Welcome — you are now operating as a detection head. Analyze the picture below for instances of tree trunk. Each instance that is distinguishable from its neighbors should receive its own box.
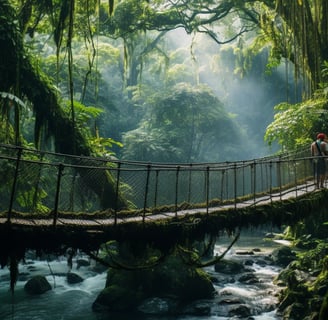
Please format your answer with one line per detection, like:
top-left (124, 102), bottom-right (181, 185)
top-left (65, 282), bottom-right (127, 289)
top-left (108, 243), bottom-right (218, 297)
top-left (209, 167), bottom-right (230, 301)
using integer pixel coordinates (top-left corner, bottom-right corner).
top-left (0, 0), bottom-right (127, 210)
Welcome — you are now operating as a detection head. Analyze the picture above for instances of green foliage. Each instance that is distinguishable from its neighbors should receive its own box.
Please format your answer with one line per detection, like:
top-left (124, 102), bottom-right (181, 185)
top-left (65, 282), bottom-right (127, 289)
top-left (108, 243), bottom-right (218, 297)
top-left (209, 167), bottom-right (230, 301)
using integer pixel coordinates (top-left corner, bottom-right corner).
top-left (3, 0), bottom-right (328, 162)
top-left (123, 83), bottom-right (241, 162)
top-left (107, 0), bottom-right (150, 36)
top-left (64, 100), bottom-right (103, 126)
top-left (105, 0), bottom-right (181, 37)
top-left (0, 114), bottom-right (16, 144)
top-left (62, 100), bottom-right (122, 157)
top-left (265, 61), bottom-right (328, 150)
top-left (297, 241), bottom-right (328, 271)
top-left (264, 99), bottom-right (328, 150)
top-left (16, 187), bottom-right (49, 213)
top-left (316, 61), bottom-right (328, 99)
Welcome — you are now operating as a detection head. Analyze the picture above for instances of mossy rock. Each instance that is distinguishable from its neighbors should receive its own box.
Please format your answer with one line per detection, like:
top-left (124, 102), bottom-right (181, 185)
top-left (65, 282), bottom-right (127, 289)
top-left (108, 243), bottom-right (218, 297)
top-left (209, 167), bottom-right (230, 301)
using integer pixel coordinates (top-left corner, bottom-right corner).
top-left (270, 246), bottom-right (296, 267)
top-left (24, 275), bottom-right (51, 295)
top-left (282, 302), bottom-right (306, 320)
top-left (93, 252), bottom-right (215, 313)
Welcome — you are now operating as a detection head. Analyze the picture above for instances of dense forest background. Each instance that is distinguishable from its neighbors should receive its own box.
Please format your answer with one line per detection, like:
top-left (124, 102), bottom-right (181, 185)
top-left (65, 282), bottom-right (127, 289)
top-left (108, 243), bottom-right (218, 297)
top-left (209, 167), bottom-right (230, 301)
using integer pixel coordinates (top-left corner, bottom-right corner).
top-left (1, 0), bottom-right (328, 163)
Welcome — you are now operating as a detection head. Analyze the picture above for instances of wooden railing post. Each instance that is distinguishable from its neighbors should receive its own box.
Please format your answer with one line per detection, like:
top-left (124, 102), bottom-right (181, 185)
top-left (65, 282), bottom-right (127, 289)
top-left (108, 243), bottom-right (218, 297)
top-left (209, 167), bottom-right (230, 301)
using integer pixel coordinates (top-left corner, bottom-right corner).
top-left (294, 159), bottom-right (298, 197)
top-left (188, 164), bottom-right (192, 203)
top-left (242, 161), bottom-right (245, 196)
top-left (142, 164), bottom-right (151, 223)
top-left (287, 157), bottom-right (292, 186)
top-left (154, 169), bottom-right (159, 209)
top-left (269, 161), bottom-right (273, 204)
top-left (265, 161), bottom-right (269, 193)
top-left (32, 152), bottom-right (44, 211)
top-left (260, 162), bottom-right (264, 191)
top-left (206, 166), bottom-right (210, 215)
top-left (234, 163), bottom-right (237, 209)
top-left (251, 161), bottom-right (256, 204)
top-left (277, 159), bottom-right (282, 201)
top-left (174, 166), bottom-right (180, 217)
top-left (7, 147), bottom-right (22, 223)
top-left (305, 156), bottom-right (310, 191)
top-left (53, 163), bottom-right (64, 227)
top-left (220, 169), bottom-right (225, 200)
top-left (114, 162), bottom-right (121, 226)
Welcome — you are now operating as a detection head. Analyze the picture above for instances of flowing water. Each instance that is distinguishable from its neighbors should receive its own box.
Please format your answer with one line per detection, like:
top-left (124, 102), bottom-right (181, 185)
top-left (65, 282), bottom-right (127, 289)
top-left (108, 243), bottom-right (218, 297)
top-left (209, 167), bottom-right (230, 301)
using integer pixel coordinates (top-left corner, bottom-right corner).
top-left (207, 231), bottom-right (285, 320)
top-left (0, 229), bottom-right (286, 320)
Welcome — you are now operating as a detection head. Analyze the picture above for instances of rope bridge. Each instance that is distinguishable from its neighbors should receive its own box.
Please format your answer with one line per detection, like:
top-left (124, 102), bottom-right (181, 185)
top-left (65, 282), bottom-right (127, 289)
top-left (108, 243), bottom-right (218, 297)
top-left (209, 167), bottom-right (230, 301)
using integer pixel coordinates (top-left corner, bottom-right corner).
top-left (0, 143), bottom-right (316, 228)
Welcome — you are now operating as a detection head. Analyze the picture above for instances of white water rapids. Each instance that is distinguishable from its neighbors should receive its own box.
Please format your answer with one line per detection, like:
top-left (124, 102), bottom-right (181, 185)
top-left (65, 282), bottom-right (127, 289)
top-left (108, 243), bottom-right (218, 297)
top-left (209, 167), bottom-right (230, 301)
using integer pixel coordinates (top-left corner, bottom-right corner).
top-left (0, 230), bottom-right (286, 319)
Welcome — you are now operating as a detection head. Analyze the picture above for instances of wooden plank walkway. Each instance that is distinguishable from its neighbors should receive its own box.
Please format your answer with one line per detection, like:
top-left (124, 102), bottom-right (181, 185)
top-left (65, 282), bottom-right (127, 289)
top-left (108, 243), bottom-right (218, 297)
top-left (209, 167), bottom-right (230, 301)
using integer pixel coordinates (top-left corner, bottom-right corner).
top-left (0, 182), bottom-right (317, 230)
top-left (1, 180), bottom-right (325, 265)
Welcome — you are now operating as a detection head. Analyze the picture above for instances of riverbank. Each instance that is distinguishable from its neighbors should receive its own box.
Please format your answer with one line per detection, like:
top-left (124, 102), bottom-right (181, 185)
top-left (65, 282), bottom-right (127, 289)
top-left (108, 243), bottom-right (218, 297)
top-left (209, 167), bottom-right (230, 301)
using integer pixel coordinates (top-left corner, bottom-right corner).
top-left (273, 234), bottom-right (328, 320)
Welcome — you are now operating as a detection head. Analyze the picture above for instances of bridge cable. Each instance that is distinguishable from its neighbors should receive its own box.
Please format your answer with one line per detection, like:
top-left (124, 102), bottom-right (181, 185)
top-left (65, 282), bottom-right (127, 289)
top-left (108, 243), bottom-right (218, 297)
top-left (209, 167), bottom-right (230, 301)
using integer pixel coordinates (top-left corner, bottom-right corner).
top-left (178, 231), bottom-right (241, 268)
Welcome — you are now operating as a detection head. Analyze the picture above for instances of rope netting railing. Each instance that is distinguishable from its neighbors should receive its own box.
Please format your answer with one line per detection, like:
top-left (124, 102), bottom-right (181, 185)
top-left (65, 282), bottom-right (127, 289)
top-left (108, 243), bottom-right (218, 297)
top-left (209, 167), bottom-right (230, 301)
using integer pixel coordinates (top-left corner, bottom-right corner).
top-left (0, 143), bottom-right (316, 226)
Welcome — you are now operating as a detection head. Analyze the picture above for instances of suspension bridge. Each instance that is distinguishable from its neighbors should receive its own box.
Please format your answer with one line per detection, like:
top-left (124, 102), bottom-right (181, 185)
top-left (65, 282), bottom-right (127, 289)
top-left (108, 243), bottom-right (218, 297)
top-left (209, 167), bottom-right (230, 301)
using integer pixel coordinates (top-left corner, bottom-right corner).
top-left (0, 143), bottom-right (325, 256)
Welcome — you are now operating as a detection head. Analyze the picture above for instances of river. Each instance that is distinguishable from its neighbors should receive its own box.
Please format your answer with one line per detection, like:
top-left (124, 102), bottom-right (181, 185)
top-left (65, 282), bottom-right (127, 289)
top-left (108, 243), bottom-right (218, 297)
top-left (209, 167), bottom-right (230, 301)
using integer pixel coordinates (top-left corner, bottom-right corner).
top-left (0, 229), bottom-right (286, 320)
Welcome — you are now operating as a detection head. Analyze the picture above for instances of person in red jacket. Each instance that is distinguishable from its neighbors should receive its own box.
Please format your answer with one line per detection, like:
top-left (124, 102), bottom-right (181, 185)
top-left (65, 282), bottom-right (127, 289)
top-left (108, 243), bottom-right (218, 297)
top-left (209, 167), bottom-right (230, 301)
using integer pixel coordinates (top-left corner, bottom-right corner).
top-left (311, 133), bottom-right (328, 188)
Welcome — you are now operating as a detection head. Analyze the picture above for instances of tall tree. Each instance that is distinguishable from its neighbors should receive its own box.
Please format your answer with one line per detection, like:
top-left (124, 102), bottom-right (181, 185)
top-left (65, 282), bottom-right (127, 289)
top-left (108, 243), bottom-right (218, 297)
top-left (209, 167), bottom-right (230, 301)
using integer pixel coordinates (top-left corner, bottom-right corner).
top-left (122, 83), bottom-right (243, 162)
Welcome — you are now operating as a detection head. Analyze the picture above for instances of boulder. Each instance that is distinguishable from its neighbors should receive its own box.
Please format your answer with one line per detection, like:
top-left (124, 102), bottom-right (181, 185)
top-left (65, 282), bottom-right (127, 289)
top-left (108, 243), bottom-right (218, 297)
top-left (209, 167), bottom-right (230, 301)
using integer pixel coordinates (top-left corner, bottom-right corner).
top-left (92, 284), bottom-right (143, 312)
top-left (255, 258), bottom-right (268, 267)
top-left (270, 246), bottom-right (296, 267)
top-left (214, 259), bottom-right (245, 274)
top-left (238, 272), bottom-right (259, 284)
top-left (76, 258), bottom-right (90, 269)
top-left (282, 302), bottom-right (305, 320)
top-left (228, 304), bottom-right (252, 318)
top-left (244, 259), bottom-right (254, 266)
top-left (93, 254), bottom-right (215, 314)
top-left (67, 272), bottom-right (84, 284)
top-left (24, 275), bottom-right (51, 295)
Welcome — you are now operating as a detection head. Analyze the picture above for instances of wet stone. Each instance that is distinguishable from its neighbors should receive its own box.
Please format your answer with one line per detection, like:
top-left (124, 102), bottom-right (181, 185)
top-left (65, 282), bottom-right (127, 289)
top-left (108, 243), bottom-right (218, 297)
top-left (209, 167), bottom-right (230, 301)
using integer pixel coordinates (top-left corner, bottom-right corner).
top-left (235, 250), bottom-right (254, 255)
top-left (228, 304), bottom-right (252, 318)
top-left (255, 258), bottom-right (268, 267)
top-left (218, 297), bottom-right (246, 305)
top-left (244, 259), bottom-right (254, 266)
top-left (76, 258), bottom-right (90, 269)
top-left (67, 272), bottom-right (84, 284)
top-left (238, 272), bottom-right (260, 284)
top-left (24, 275), bottom-right (52, 295)
top-left (214, 259), bottom-right (245, 274)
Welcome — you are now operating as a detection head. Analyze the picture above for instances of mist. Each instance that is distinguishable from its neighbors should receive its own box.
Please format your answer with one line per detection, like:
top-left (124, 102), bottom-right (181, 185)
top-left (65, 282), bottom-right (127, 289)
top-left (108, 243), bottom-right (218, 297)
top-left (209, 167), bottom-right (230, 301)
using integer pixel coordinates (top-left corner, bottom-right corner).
top-left (95, 26), bottom-right (302, 162)
top-left (163, 28), bottom-right (301, 160)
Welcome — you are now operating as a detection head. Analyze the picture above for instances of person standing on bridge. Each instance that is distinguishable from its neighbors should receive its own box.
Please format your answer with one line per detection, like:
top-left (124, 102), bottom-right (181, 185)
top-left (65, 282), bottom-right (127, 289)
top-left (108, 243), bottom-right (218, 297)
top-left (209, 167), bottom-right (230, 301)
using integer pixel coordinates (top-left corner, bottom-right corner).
top-left (311, 133), bottom-right (328, 188)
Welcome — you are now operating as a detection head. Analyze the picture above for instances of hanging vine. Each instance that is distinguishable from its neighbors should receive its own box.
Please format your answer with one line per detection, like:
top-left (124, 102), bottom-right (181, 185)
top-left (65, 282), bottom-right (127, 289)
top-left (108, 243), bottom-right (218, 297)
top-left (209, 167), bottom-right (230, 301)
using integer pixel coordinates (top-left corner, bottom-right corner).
top-left (274, 0), bottom-right (326, 94)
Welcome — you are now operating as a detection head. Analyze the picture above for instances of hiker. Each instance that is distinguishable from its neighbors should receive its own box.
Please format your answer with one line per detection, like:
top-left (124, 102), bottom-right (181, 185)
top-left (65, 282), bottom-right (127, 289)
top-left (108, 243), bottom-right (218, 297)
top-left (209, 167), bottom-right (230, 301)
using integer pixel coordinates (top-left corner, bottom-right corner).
top-left (311, 133), bottom-right (328, 188)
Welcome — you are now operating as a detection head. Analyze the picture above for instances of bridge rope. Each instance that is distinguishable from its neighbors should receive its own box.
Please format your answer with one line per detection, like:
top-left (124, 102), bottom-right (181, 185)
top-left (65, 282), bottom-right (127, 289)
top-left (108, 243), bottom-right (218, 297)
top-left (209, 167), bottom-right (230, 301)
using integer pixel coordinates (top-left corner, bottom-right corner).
top-left (85, 248), bottom-right (167, 271)
top-left (178, 231), bottom-right (240, 268)
top-left (0, 143), bottom-right (317, 228)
